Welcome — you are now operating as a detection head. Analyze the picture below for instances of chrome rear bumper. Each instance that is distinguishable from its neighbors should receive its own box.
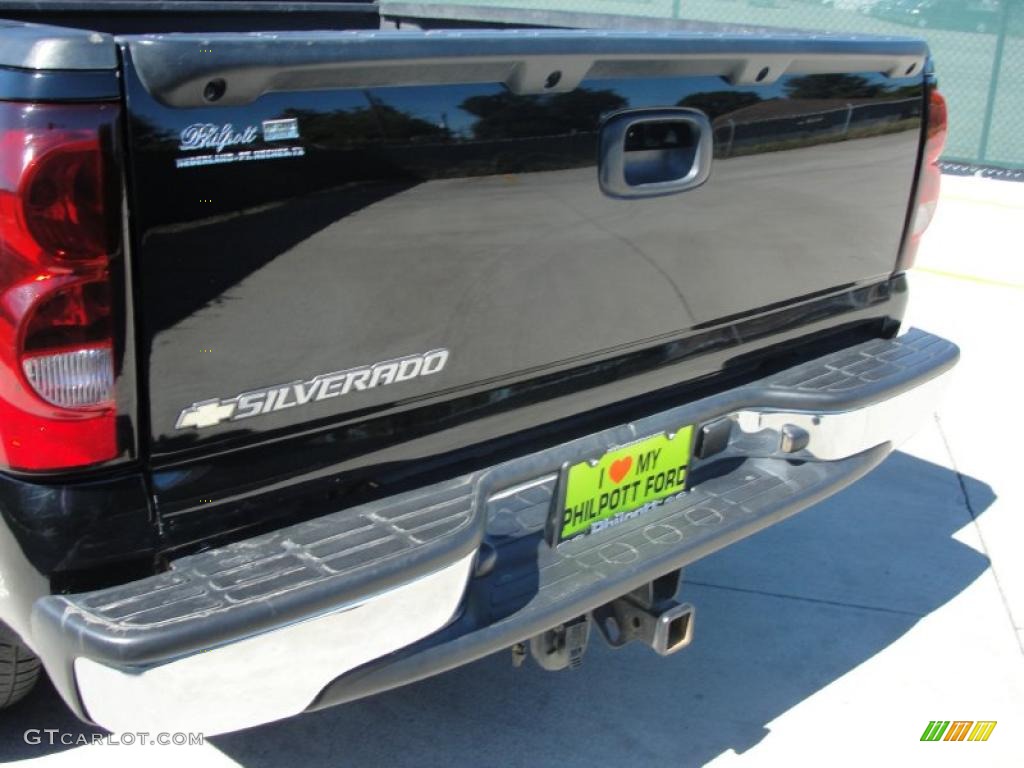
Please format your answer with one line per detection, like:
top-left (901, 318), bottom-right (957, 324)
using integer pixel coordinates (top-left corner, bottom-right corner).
top-left (31, 328), bottom-right (957, 735)
top-left (74, 553), bottom-right (475, 735)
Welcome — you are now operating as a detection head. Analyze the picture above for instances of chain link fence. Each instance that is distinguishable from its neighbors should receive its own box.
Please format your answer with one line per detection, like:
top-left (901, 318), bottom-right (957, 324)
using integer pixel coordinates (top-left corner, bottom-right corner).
top-left (421, 0), bottom-right (1023, 168)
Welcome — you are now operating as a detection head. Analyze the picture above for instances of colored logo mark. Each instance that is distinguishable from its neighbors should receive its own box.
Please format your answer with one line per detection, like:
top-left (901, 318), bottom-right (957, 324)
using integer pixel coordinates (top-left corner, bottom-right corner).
top-left (921, 721), bottom-right (997, 742)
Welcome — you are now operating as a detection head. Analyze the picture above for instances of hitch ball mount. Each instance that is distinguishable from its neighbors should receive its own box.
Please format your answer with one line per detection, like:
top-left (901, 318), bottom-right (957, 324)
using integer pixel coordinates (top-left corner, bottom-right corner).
top-left (523, 570), bottom-right (694, 671)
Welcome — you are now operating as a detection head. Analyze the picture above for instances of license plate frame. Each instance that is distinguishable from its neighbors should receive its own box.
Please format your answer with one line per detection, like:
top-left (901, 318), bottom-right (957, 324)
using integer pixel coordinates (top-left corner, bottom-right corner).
top-left (549, 425), bottom-right (695, 545)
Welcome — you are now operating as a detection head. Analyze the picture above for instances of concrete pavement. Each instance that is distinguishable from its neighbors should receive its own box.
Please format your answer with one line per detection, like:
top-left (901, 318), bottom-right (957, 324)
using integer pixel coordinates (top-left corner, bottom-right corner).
top-left (2, 172), bottom-right (1021, 767)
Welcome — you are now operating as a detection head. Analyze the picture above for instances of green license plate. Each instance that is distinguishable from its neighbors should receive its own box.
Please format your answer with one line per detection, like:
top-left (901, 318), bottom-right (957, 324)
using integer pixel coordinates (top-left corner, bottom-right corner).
top-left (555, 426), bottom-right (695, 543)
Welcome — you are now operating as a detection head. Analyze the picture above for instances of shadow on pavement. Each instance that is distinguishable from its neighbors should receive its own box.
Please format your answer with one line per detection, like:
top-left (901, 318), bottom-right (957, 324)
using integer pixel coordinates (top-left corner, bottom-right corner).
top-left (0, 450), bottom-right (994, 766)
top-left (0, 675), bottom-right (105, 759)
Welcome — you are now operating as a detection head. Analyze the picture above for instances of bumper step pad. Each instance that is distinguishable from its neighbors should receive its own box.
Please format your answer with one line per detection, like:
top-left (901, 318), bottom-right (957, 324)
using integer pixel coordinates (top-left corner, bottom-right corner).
top-left (34, 478), bottom-right (480, 666)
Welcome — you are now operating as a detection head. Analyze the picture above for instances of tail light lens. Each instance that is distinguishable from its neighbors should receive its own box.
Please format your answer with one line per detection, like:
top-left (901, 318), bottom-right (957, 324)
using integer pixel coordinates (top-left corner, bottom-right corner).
top-left (0, 102), bottom-right (127, 471)
top-left (899, 88), bottom-right (947, 271)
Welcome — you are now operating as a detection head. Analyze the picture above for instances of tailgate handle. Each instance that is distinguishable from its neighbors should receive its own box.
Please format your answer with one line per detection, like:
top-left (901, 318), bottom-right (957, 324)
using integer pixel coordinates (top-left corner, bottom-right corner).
top-left (598, 109), bottom-right (713, 199)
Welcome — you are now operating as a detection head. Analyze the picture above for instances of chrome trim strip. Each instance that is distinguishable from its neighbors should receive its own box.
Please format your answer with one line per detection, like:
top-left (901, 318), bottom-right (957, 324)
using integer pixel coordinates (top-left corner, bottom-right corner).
top-left (488, 473), bottom-right (560, 503)
top-left (74, 552), bottom-right (475, 736)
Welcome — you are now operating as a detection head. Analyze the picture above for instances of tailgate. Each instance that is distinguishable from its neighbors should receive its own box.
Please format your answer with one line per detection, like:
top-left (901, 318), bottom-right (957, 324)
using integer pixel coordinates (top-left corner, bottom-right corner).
top-left (117, 30), bottom-right (927, 458)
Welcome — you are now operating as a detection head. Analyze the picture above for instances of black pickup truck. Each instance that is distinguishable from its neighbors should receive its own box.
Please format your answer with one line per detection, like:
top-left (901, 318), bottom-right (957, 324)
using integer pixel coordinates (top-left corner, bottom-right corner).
top-left (0, 0), bottom-right (956, 736)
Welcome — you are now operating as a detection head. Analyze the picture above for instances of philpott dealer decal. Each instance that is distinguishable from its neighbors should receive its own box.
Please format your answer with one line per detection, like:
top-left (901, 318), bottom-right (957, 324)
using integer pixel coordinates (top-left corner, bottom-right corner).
top-left (176, 349), bottom-right (449, 429)
top-left (175, 119), bottom-right (305, 169)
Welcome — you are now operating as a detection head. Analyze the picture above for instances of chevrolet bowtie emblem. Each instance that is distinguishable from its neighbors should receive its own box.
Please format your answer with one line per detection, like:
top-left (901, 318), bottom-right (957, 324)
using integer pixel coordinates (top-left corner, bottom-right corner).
top-left (175, 400), bottom-right (238, 429)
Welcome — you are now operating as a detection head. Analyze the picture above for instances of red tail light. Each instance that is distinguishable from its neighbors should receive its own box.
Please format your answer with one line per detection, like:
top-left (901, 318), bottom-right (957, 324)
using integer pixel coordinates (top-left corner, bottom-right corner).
top-left (0, 102), bottom-right (126, 471)
top-left (899, 88), bottom-right (947, 271)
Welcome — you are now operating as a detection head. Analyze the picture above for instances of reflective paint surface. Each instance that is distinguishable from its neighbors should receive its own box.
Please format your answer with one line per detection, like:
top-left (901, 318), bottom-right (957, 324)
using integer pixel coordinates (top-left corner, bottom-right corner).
top-left (121, 51), bottom-right (923, 460)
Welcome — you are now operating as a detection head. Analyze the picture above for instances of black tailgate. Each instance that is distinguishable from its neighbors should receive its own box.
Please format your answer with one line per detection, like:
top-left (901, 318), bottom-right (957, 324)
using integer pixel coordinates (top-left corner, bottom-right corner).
top-left (118, 30), bottom-right (927, 459)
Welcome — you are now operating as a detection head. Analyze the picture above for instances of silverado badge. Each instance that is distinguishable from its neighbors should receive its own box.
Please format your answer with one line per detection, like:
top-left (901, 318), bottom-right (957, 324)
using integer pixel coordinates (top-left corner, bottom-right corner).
top-left (175, 348), bottom-right (449, 430)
